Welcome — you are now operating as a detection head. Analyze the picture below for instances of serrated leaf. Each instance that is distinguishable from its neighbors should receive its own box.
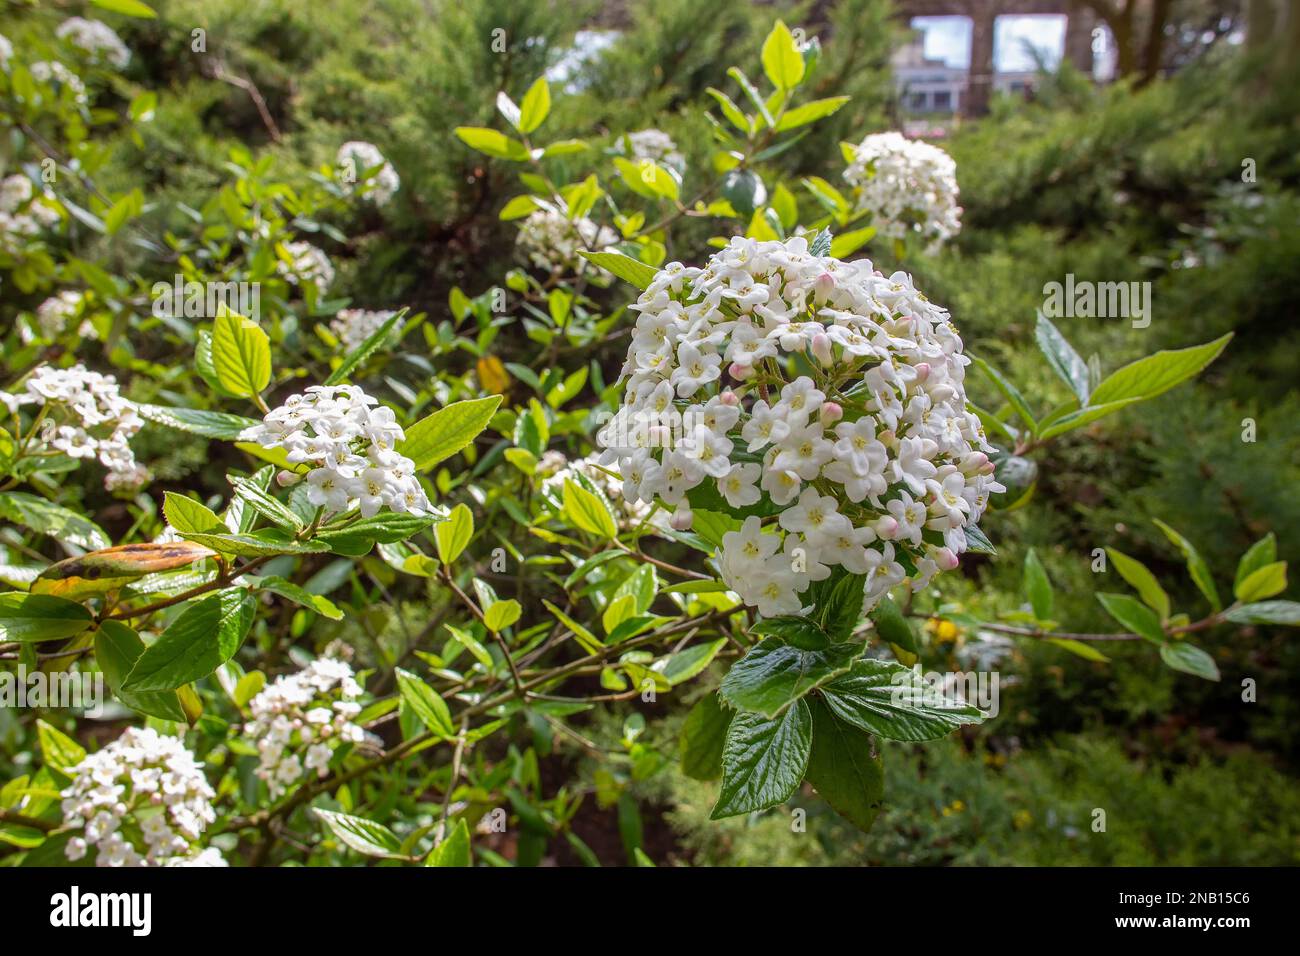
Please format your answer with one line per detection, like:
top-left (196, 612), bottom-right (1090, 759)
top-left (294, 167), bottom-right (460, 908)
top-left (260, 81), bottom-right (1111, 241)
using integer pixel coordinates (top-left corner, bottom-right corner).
top-left (710, 699), bottom-right (811, 818)
top-left (820, 659), bottom-right (985, 741)
top-left (122, 588), bottom-right (256, 692)
top-left (719, 637), bottom-right (858, 717)
top-left (804, 697), bottom-right (883, 833)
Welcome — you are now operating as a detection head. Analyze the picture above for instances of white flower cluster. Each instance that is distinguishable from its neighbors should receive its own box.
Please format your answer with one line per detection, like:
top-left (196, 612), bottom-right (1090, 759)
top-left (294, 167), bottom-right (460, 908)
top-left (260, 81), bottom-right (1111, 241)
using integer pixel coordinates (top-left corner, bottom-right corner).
top-left (243, 658), bottom-right (370, 799)
top-left (843, 132), bottom-right (961, 251)
top-left (278, 240), bottom-right (335, 295)
top-left (0, 174), bottom-right (60, 251)
top-left (60, 728), bottom-right (222, 867)
top-left (56, 17), bottom-right (131, 69)
top-left (516, 209), bottom-right (617, 274)
top-left (29, 61), bottom-right (89, 105)
top-left (0, 33), bottom-right (12, 70)
top-left (617, 128), bottom-right (685, 173)
top-left (539, 450), bottom-right (669, 533)
top-left (329, 308), bottom-right (397, 351)
top-left (0, 364), bottom-right (150, 492)
top-left (597, 236), bottom-right (1003, 618)
top-left (239, 384), bottom-right (431, 518)
top-left (336, 141), bottom-right (400, 206)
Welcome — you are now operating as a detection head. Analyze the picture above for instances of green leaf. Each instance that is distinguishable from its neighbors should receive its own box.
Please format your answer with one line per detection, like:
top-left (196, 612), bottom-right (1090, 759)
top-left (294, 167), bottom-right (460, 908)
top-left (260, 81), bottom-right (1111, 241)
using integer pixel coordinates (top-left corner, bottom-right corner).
top-left (972, 356), bottom-right (1037, 434)
top-left (761, 20), bottom-right (806, 90)
top-left (122, 588), bottom-right (256, 692)
top-left (1106, 548), bottom-right (1170, 620)
top-left (454, 127), bottom-right (529, 161)
top-left (444, 623), bottom-right (494, 669)
top-left (37, 719), bottom-right (85, 773)
top-left (868, 595), bottom-right (917, 655)
top-left (518, 78), bottom-right (551, 134)
top-left (828, 225), bottom-right (877, 259)
top-left (0, 492), bottom-right (110, 550)
top-left (1035, 313), bottom-right (1091, 405)
top-left (1223, 601), bottom-right (1300, 625)
top-left (1152, 518), bottom-right (1221, 613)
top-left (1235, 562), bottom-right (1287, 603)
top-left (1160, 641), bottom-right (1220, 681)
top-left (254, 576), bottom-right (343, 620)
top-left (324, 308), bottom-right (406, 386)
top-left (711, 698), bottom-right (811, 819)
top-left (395, 668), bottom-right (454, 738)
top-left (680, 693), bottom-right (730, 780)
top-left (803, 697), bottom-right (884, 833)
top-left (750, 615), bottom-right (832, 650)
top-left (726, 67), bottom-right (774, 128)
top-left (820, 659), bottom-right (986, 741)
top-left (1089, 333), bottom-right (1232, 406)
top-left (315, 809), bottom-right (404, 859)
top-left (163, 493), bottom-right (224, 535)
top-left (1235, 533), bottom-right (1277, 594)
top-left (0, 593), bottom-right (92, 643)
top-left (719, 637), bottom-right (859, 717)
top-left (179, 529), bottom-right (330, 558)
top-left (434, 503), bottom-right (474, 565)
top-left (705, 88), bottom-right (751, 134)
top-left (1095, 592), bottom-right (1164, 643)
top-left (315, 513), bottom-right (438, 556)
top-left (89, 0), bottom-right (157, 18)
top-left (1023, 548), bottom-right (1054, 620)
top-left (775, 96), bottom-right (849, 132)
top-left (562, 479), bottom-right (617, 539)
top-left (1047, 638), bottom-right (1111, 663)
top-left (103, 188), bottom-right (143, 235)
top-left (425, 819), bottom-right (472, 866)
top-left (94, 620), bottom-right (187, 721)
top-left (577, 251), bottom-right (659, 290)
top-left (543, 599), bottom-right (603, 655)
top-left (138, 404), bottom-right (260, 440)
top-left (499, 194), bottom-right (540, 221)
top-left (399, 396), bottom-right (503, 471)
top-left (484, 599), bottom-right (521, 632)
top-left (659, 639), bottom-right (727, 686)
top-left (230, 476), bottom-right (304, 532)
top-left (1035, 398), bottom-right (1144, 441)
top-left (210, 308), bottom-right (271, 399)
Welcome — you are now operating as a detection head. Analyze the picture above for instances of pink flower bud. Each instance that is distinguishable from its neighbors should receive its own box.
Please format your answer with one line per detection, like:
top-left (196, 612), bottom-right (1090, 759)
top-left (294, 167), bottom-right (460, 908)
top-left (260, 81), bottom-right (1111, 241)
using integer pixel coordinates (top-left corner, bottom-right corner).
top-left (720, 390), bottom-right (740, 406)
top-left (728, 362), bottom-right (754, 380)
top-left (874, 516), bottom-right (899, 539)
top-left (811, 332), bottom-right (834, 365)
top-left (821, 402), bottom-right (843, 424)
top-left (276, 469), bottom-right (301, 487)
top-left (913, 362), bottom-right (931, 382)
top-left (935, 547), bottom-right (959, 571)
top-left (670, 506), bottom-right (694, 531)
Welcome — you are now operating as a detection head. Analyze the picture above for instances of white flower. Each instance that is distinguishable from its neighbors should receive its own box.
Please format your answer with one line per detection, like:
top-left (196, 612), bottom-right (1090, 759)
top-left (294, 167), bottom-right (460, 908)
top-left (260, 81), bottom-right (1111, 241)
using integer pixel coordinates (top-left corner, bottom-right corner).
top-left (0, 33), bottom-right (12, 71)
top-left (243, 658), bottom-right (373, 798)
top-left (336, 141), bottom-right (400, 205)
top-left (8, 364), bottom-right (149, 492)
top-left (60, 728), bottom-right (219, 867)
top-left (29, 61), bottom-right (88, 105)
top-left (615, 128), bottom-right (686, 173)
top-left (329, 308), bottom-right (397, 351)
top-left (56, 18), bottom-right (131, 69)
top-left (516, 209), bottom-right (617, 274)
top-left (597, 236), bottom-right (1003, 617)
top-left (278, 241), bottom-right (334, 295)
top-left (843, 132), bottom-right (961, 251)
top-left (242, 384), bottom-right (430, 520)
top-left (0, 174), bottom-right (60, 253)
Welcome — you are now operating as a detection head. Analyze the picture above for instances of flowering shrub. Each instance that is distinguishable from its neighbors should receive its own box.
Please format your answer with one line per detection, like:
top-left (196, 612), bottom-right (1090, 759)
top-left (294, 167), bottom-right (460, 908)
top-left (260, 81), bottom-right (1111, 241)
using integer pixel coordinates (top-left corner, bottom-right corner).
top-left (59, 728), bottom-right (221, 867)
top-left (843, 132), bottom-right (962, 251)
top-left (0, 9), bottom-right (1290, 870)
top-left (599, 235), bottom-right (1002, 618)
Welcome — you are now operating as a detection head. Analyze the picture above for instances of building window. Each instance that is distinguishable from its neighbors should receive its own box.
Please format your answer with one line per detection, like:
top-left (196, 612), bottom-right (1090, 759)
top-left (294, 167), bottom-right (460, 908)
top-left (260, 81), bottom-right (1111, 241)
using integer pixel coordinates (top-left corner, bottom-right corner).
top-left (934, 90), bottom-right (952, 110)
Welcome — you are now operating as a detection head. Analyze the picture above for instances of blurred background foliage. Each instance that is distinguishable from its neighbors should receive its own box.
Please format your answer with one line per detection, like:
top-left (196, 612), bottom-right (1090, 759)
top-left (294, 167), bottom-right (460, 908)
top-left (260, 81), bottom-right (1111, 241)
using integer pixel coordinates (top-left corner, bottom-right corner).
top-left (3, 0), bottom-right (1298, 864)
